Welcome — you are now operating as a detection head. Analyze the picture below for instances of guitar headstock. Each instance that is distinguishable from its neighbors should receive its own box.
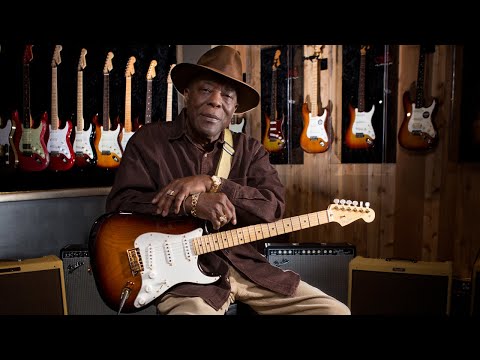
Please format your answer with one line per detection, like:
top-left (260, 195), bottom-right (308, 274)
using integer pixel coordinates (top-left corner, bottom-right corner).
top-left (103, 51), bottom-right (114, 74)
top-left (78, 48), bottom-right (87, 71)
top-left (125, 56), bottom-right (136, 78)
top-left (146, 60), bottom-right (157, 80)
top-left (167, 63), bottom-right (176, 84)
top-left (360, 45), bottom-right (370, 56)
top-left (327, 199), bottom-right (375, 226)
top-left (23, 44), bottom-right (33, 64)
top-left (52, 45), bottom-right (62, 68)
top-left (272, 49), bottom-right (281, 70)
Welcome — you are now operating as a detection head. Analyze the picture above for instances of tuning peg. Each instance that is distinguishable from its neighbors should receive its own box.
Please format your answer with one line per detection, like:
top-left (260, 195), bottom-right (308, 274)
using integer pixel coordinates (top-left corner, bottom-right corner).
top-left (352, 201), bottom-right (358, 206)
top-left (340, 199), bottom-right (346, 205)
top-left (333, 199), bottom-right (339, 204)
top-left (360, 201), bottom-right (364, 207)
top-left (365, 202), bottom-right (370, 208)
top-left (346, 200), bottom-right (352, 205)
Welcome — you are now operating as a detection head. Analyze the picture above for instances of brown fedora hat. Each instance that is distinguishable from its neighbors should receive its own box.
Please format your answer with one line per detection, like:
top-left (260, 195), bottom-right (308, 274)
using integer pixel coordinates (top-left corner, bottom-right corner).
top-left (171, 46), bottom-right (260, 113)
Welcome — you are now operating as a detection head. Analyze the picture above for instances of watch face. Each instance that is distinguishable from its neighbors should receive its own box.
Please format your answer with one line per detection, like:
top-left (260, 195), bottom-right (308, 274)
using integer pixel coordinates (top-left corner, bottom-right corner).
top-left (211, 175), bottom-right (221, 192)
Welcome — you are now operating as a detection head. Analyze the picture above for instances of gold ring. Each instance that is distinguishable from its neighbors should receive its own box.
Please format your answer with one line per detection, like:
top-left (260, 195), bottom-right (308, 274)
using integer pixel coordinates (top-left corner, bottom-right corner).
top-left (219, 215), bottom-right (227, 223)
top-left (167, 190), bottom-right (175, 196)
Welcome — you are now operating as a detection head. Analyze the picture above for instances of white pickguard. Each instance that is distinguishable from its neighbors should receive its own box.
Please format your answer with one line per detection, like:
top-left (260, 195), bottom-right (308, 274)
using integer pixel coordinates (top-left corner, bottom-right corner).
top-left (20, 126), bottom-right (47, 158)
top-left (73, 125), bottom-right (94, 158)
top-left (409, 100), bottom-right (436, 138)
top-left (132, 228), bottom-right (219, 308)
top-left (229, 118), bottom-right (245, 133)
top-left (306, 112), bottom-right (328, 142)
top-left (47, 124), bottom-right (72, 158)
top-left (120, 130), bottom-right (135, 152)
top-left (353, 105), bottom-right (376, 139)
top-left (98, 127), bottom-right (122, 156)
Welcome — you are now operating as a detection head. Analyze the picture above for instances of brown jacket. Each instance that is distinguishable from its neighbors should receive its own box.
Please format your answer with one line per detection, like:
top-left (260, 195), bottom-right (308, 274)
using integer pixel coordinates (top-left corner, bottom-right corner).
top-left (106, 109), bottom-right (300, 310)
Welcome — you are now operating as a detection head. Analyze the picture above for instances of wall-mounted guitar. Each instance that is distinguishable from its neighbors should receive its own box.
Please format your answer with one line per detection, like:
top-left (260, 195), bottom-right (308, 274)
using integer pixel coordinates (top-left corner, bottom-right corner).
top-left (166, 63), bottom-right (175, 122)
top-left (120, 56), bottom-right (137, 152)
top-left (398, 45), bottom-right (438, 151)
top-left (47, 45), bottom-right (75, 171)
top-left (229, 114), bottom-right (245, 133)
top-left (0, 115), bottom-right (16, 167)
top-left (94, 51), bottom-right (122, 169)
top-left (300, 45), bottom-right (332, 153)
top-left (262, 49), bottom-right (286, 153)
top-left (144, 59), bottom-right (157, 125)
top-left (345, 45), bottom-right (376, 150)
top-left (73, 48), bottom-right (96, 167)
top-left (13, 44), bottom-right (50, 172)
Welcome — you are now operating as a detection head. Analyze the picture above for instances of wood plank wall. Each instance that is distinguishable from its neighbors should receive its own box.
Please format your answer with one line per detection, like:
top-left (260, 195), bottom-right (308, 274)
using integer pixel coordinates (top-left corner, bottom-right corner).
top-left (232, 44), bottom-right (480, 279)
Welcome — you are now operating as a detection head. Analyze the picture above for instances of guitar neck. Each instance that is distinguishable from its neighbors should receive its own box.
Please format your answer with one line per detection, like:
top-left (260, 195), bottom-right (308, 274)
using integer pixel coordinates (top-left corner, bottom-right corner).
top-left (103, 73), bottom-right (110, 130)
top-left (195, 210), bottom-right (330, 255)
top-left (77, 69), bottom-right (84, 131)
top-left (311, 58), bottom-right (318, 115)
top-left (51, 67), bottom-right (59, 130)
top-left (358, 51), bottom-right (366, 112)
top-left (415, 47), bottom-right (426, 108)
top-left (23, 63), bottom-right (32, 129)
top-left (166, 81), bottom-right (173, 122)
top-left (124, 77), bottom-right (132, 131)
top-left (270, 68), bottom-right (277, 120)
top-left (145, 79), bottom-right (153, 124)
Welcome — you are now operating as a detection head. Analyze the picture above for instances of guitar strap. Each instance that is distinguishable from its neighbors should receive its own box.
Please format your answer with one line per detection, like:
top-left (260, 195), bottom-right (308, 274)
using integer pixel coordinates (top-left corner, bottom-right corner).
top-left (215, 128), bottom-right (234, 178)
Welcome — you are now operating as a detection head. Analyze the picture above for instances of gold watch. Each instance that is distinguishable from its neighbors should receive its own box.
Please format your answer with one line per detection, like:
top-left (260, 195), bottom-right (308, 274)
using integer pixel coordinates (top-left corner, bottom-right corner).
top-left (209, 175), bottom-right (222, 193)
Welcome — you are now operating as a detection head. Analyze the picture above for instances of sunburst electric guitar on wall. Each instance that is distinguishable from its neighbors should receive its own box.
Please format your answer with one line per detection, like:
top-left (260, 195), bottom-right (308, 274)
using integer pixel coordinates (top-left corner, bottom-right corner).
top-left (300, 45), bottom-right (331, 153)
top-left (345, 45), bottom-right (376, 150)
top-left (398, 45), bottom-right (438, 151)
top-left (120, 56), bottom-right (136, 152)
top-left (263, 49), bottom-right (286, 153)
top-left (144, 60), bottom-right (157, 125)
top-left (47, 45), bottom-right (75, 171)
top-left (88, 199), bottom-right (375, 313)
top-left (94, 51), bottom-right (122, 169)
top-left (13, 44), bottom-right (50, 172)
top-left (73, 48), bottom-right (96, 167)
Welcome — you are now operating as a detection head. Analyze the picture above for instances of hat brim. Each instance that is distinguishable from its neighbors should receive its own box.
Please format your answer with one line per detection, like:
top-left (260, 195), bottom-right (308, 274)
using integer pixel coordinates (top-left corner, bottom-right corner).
top-left (171, 63), bottom-right (260, 114)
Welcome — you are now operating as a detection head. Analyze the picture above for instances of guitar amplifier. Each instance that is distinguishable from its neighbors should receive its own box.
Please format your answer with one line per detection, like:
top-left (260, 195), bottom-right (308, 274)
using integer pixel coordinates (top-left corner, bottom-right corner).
top-left (348, 256), bottom-right (453, 315)
top-left (0, 255), bottom-right (68, 315)
top-left (265, 242), bottom-right (355, 305)
top-left (60, 244), bottom-right (157, 315)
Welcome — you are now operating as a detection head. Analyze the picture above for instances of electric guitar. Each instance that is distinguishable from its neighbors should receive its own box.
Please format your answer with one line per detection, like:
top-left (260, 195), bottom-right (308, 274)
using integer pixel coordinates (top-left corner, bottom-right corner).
top-left (13, 44), bottom-right (50, 172)
top-left (94, 51), bottom-right (122, 169)
top-left (88, 199), bottom-right (375, 313)
top-left (0, 116), bottom-right (16, 167)
top-left (229, 114), bottom-right (245, 133)
top-left (262, 49), bottom-right (286, 153)
top-left (73, 48), bottom-right (96, 167)
top-left (47, 45), bottom-right (75, 171)
top-left (398, 45), bottom-right (438, 151)
top-left (120, 56), bottom-right (136, 152)
top-left (144, 59), bottom-right (157, 125)
top-left (165, 64), bottom-right (175, 122)
top-left (345, 45), bottom-right (376, 150)
top-left (300, 45), bottom-right (331, 153)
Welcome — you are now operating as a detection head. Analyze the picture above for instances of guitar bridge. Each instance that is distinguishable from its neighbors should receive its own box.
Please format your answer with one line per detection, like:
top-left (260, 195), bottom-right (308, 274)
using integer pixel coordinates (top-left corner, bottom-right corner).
top-left (127, 248), bottom-right (144, 276)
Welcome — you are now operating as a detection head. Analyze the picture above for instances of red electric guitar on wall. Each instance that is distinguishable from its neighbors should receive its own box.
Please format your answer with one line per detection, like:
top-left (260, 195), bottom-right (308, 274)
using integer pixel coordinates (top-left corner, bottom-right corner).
top-left (345, 45), bottom-right (376, 150)
top-left (262, 49), bottom-right (286, 153)
top-left (94, 51), bottom-right (122, 169)
top-left (47, 45), bottom-right (75, 171)
top-left (300, 45), bottom-right (331, 153)
top-left (398, 45), bottom-right (438, 151)
top-left (13, 44), bottom-right (50, 172)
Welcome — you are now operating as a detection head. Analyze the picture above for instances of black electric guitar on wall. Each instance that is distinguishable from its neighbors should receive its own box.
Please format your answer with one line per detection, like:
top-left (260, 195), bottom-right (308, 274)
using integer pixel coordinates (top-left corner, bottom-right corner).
top-left (88, 199), bottom-right (375, 313)
top-left (398, 45), bottom-right (438, 151)
top-left (345, 45), bottom-right (376, 150)
top-left (262, 49), bottom-right (286, 153)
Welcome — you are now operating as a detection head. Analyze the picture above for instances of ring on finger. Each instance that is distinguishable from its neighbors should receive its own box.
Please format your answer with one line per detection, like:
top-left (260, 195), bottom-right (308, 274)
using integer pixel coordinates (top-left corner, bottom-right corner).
top-left (167, 190), bottom-right (175, 196)
top-left (219, 215), bottom-right (227, 223)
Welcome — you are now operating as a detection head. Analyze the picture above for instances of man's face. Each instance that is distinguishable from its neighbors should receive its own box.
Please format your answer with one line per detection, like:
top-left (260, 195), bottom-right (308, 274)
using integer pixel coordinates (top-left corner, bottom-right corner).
top-left (184, 75), bottom-right (238, 142)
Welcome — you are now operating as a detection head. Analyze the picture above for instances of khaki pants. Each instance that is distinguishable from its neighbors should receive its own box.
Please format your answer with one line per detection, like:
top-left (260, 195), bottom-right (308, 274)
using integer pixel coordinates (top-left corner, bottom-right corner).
top-left (157, 265), bottom-right (351, 315)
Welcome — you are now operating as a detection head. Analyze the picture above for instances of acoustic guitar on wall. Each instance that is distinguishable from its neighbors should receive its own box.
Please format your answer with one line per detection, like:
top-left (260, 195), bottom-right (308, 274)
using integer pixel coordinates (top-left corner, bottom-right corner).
top-left (345, 45), bottom-right (376, 150)
top-left (262, 49), bottom-right (286, 153)
top-left (300, 45), bottom-right (331, 153)
top-left (398, 45), bottom-right (438, 151)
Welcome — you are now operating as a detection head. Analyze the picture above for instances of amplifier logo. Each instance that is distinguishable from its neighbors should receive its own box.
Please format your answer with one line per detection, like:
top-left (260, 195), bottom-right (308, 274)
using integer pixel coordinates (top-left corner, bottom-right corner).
top-left (272, 258), bottom-right (290, 267)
